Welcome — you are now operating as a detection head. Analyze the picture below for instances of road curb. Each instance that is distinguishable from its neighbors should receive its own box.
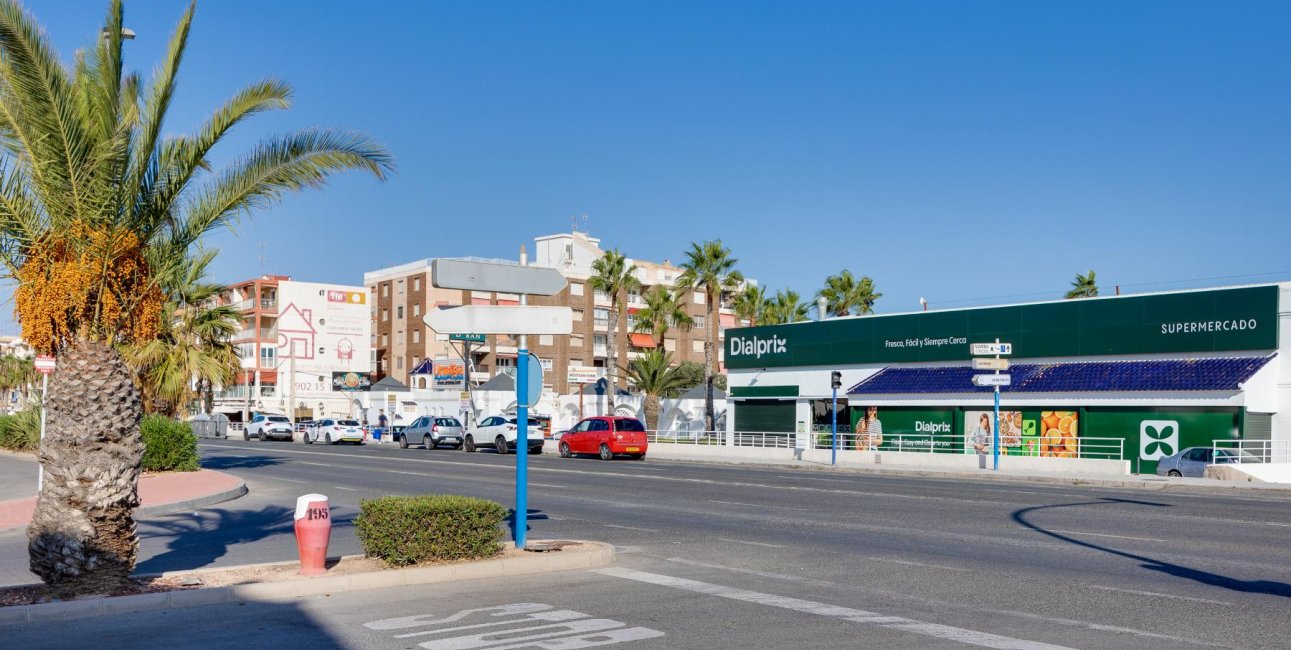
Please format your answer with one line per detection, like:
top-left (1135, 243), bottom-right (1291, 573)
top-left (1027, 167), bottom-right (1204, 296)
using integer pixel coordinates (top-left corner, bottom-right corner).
top-left (137, 475), bottom-right (248, 518)
top-left (0, 541), bottom-right (614, 624)
top-left (646, 454), bottom-right (1291, 496)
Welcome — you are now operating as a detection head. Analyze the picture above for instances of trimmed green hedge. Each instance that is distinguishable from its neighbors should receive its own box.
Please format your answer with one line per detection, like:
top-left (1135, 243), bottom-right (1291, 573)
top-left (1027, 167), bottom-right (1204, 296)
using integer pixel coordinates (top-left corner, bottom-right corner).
top-left (354, 495), bottom-right (506, 566)
top-left (140, 414), bottom-right (199, 472)
top-left (0, 409), bottom-right (40, 452)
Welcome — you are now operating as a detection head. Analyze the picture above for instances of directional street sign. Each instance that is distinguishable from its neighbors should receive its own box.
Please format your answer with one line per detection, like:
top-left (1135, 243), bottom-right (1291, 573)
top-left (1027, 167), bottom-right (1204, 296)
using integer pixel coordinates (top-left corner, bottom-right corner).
top-left (449, 333), bottom-right (486, 343)
top-left (523, 352), bottom-right (542, 408)
top-left (425, 306), bottom-right (573, 335)
top-left (970, 342), bottom-right (1013, 356)
top-left (971, 357), bottom-right (1010, 371)
top-left (972, 374), bottom-right (1012, 387)
top-left (432, 259), bottom-right (567, 295)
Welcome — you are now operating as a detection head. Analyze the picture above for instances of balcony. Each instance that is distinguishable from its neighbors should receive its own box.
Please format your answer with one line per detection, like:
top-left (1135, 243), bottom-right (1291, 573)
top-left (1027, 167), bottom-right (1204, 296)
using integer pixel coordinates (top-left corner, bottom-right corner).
top-left (214, 386), bottom-right (278, 400)
top-left (261, 297), bottom-right (277, 310)
top-left (593, 345), bottom-right (608, 358)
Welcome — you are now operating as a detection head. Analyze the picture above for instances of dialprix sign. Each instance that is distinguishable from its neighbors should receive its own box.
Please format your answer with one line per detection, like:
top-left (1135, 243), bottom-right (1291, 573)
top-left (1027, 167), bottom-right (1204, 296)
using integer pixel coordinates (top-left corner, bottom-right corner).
top-left (726, 285), bottom-right (1278, 370)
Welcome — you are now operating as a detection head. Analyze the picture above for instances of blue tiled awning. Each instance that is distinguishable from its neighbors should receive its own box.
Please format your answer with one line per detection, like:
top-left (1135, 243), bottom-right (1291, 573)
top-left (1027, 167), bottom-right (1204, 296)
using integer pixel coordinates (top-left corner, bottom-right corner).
top-left (847, 356), bottom-right (1274, 395)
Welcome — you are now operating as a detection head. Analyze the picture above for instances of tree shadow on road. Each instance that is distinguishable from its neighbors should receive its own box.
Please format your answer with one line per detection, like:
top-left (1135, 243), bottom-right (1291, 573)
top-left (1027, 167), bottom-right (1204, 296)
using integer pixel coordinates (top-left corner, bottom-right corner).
top-left (134, 504), bottom-right (356, 575)
top-left (1013, 497), bottom-right (1291, 599)
top-left (199, 454), bottom-right (287, 470)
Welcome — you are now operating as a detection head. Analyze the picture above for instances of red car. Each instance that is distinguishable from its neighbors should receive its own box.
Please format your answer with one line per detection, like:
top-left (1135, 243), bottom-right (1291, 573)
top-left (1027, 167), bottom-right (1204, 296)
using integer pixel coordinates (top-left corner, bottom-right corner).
top-left (558, 416), bottom-right (648, 460)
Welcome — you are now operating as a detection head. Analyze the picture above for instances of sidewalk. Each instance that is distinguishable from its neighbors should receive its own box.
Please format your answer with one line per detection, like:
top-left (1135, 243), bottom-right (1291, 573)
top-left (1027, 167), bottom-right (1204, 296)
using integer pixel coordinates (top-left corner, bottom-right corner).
top-left (645, 444), bottom-right (1291, 495)
top-left (0, 453), bottom-right (246, 530)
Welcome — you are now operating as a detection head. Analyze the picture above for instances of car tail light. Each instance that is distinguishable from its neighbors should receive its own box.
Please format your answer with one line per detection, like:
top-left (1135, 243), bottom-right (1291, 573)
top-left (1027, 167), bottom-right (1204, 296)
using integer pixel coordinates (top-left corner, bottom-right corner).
top-left (433, 424), bottom-right (439, 432)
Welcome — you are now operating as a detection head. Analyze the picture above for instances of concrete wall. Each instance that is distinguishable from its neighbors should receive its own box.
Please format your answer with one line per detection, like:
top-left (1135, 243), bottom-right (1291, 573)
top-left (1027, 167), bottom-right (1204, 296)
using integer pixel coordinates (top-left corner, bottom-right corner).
top-left (1206, 463), bottom-right (1291, 484)
top-left (645, 441), bottom-right (1131, 475)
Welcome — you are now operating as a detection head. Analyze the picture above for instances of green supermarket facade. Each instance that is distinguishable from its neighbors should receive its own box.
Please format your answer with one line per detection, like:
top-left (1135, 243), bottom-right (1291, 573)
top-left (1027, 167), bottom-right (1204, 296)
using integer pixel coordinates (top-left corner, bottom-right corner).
top-left (723, 284), bottom-right (1288, 474)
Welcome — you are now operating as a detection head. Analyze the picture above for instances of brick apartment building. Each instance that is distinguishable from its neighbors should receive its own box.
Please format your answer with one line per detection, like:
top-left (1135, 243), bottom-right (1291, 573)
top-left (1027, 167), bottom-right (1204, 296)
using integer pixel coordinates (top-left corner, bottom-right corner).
top-left (365, 230), bottom-right (744, 393)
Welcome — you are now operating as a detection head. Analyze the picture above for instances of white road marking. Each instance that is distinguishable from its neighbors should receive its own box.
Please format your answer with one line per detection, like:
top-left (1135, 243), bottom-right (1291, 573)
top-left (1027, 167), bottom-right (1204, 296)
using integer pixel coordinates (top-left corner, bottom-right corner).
top-left (364, 603), bottom-right (663, 648)
top-left (862, 556), bottom-right (969, 572)
top-left (665, 557), bottom-right (839, 588)
top-left (269, 477), bottom-right (308, 484)
top-left (709, 499), bottom-right (811, 511)
top-left (333, 486), bottom-right (358, 491)
top-left (595, 567), bottom-right (1073, 650)
top-left (1046, 529), bottom-right (1166, 542)
top-left (530, 483), bottom-right (567, 489)
top-left (775, 475), bottom-right (850, 483)
top-left (1088, 585), bottom-right (1234, 606)
top-left (603, 524), bottom-right (659, 533)
top-left (716, 537), bottom-right (784, 548)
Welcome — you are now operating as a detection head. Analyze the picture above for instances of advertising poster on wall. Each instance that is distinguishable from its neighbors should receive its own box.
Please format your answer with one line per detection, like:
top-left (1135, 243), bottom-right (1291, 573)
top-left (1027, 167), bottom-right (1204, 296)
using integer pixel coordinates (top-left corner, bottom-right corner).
top-left (848, 407), bottom-right (960, 453)
top-left (434, 362), bottom-right (466, 387)
top-left (1039, 410), bottom-right (1079, 458)
top-left (963, 410), bottom-right (1032, 455)
top-left (277, 281), bottom-right (371, 379)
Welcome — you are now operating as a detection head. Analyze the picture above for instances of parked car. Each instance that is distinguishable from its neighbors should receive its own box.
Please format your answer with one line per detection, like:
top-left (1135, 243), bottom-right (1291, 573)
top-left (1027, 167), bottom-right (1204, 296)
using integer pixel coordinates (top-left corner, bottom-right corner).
top-left (305, 418), bottom-right (365, 445)
top-left (245, 414), bottom-right (294, 442)
top-left (464, 415), bottom-right (544, 454)
top-left (558, 416), bottom-right (648, 460)
top-left (401, 416), bottom-right (465, 449)
top-left (1155, 446), bottom-right (1263, 477)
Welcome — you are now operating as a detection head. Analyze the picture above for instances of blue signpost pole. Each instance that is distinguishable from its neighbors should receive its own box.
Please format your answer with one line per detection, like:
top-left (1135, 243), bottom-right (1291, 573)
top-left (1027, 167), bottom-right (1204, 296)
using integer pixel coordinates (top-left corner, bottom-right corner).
top-left (831, 386), bottom-right (838, 466)
top-left (515, 347), bottom-right (529, 549)
top-left (992, 386), bottom-right (1000, 471)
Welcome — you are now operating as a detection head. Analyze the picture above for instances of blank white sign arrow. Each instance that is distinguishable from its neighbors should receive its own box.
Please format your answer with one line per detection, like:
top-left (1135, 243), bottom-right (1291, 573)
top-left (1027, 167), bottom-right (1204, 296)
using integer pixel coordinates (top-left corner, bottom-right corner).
top-left (425, 305), bottom-right (573, 335)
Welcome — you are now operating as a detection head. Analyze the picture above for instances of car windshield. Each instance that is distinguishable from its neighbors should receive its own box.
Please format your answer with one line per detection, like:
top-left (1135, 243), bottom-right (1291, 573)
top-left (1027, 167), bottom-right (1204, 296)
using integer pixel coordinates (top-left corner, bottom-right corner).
top-left (267, 416), bottom-right (289, 423)
top-left (1217, 449), bottom-right (1263, 463)
top-left (338, 420), bottom-right (360, 426)
top-left (616, 419), bottom-right (646, 432)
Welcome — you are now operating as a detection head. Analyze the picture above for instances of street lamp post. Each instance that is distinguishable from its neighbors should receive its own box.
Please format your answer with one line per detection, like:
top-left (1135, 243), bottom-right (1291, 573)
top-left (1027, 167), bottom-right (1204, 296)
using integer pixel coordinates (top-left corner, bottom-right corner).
top-left (830, 371), bottom-right (842, 465)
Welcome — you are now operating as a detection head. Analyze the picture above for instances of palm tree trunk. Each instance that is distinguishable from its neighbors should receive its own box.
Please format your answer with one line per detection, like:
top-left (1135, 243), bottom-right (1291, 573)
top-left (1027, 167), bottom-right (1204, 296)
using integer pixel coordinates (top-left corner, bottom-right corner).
top-left (704, 288), bottom-right (716, 432)
top-left (28, 338), bottom-right (145, 595)
top-left (645, 393), bottom-right (660, 430)
top-left (606, 305), bottom-right (617, 413)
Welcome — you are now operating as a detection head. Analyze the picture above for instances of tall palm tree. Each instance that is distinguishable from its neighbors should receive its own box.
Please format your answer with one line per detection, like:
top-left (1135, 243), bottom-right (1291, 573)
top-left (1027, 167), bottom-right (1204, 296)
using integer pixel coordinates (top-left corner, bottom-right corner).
top-left (0, 0), bottom-right (392, 594)
top-left (817, 269), bottom-right (882, 317)
top-left (632, 285), bottom-right (693, 348)
top-left (588, 249), bottom-right (640, 413)
top-left (128, 251), bottom-right (241, 417)
top-left (677, 240), bottom-right (742, 431)
top-left (1065, 270), bottom-right (1099, 299)
top-left (762, 289), bottom-right (809, 325)
top-left (621, 348), bottom-right (688, 430)
top-left (732, 284), bottom-right (766, 326)
top-left (0, 354), bottom-right (34, 409)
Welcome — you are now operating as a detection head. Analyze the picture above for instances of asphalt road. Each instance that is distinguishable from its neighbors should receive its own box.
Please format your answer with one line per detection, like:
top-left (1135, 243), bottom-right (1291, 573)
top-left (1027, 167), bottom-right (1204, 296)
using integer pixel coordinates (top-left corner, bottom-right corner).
top-left (3, 438), bottom-right (1291, 649)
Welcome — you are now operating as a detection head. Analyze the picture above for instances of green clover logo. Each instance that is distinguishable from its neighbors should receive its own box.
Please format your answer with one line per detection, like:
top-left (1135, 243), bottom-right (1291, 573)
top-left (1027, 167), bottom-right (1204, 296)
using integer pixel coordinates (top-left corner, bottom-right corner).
top-left (1143, 423), bottom-right (1175, 457)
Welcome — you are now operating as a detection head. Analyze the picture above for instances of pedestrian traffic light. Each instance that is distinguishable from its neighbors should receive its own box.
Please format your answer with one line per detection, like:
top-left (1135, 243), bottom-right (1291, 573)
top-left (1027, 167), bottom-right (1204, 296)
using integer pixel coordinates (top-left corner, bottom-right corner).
top-left (831, 371), bottom-right (842, 390)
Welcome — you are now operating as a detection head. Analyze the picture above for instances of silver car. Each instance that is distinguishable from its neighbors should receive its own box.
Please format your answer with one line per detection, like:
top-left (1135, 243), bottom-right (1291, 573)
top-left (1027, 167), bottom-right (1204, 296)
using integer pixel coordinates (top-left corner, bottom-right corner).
top-left (1155, 446), bottom-right (1262, 477)
top-left (401, 416), bottom-right (465, 449)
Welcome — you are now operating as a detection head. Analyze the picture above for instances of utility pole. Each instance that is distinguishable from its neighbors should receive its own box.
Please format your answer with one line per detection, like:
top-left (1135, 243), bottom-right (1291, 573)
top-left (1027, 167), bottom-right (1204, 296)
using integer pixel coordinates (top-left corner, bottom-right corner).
top-left (830, 371), bottom-right (842, 466)
top-left (516, 245), bottom-right (530, 549)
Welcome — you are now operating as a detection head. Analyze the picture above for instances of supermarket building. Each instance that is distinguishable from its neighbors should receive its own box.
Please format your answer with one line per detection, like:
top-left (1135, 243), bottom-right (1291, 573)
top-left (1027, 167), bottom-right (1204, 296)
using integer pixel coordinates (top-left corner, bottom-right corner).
top-left (723, 284), bottom-right (1288, 474)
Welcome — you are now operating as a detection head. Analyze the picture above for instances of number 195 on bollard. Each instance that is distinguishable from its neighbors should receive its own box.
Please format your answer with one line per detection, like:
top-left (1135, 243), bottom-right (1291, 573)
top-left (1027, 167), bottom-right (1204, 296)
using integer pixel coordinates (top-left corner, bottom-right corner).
top-left (294, 493), bottom-right (330, 576)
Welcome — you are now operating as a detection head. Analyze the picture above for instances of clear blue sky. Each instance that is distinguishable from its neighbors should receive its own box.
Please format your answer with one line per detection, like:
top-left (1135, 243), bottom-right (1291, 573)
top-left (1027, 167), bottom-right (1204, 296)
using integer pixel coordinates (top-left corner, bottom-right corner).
top-left (8, 0), bottom-right (1291, 331)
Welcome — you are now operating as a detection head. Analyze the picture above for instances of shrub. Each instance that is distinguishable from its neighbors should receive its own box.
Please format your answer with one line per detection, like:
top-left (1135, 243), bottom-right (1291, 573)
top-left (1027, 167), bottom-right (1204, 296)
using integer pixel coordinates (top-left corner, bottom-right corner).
top-left (140, 414), bottom-right (199, 472)
top-left (0, 408), bottom-right (41, 452)
top-left (355, 495), bottom-right (507, 566)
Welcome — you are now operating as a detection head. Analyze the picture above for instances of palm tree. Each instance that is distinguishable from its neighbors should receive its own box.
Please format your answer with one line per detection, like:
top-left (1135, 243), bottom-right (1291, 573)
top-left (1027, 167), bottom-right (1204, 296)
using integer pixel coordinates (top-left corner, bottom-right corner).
top-left (1066, 270), bottom-right (1099, 299)
top-left (588, 249), bottom-right (640, 413)
top-left (762, 289), bottom-right (810, 325)
top-left (732, 284), bottom-right (766, 326)
top-left (128, 251), bottom-right (241, 417)
top-left (677, 240), bottom-right (742, 431)
top-left (632, 285), bottom-right (693, 348)
top-left (0, 1), bottom-right (392, 594)
top-left (0, 354), bottom-right (34, 409)
top-left (621, 348), bottom-right (688, 430)
top-left (817, 270), bottom-right (882, 317)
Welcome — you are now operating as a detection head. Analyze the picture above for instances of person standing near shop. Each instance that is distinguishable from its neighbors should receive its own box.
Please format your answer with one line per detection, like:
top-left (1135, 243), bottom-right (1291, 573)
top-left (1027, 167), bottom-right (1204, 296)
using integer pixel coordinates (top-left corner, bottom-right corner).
top-left (378, 410), bottom-right (388, 431)
top-left (856, 406), bottom-right (883, 450)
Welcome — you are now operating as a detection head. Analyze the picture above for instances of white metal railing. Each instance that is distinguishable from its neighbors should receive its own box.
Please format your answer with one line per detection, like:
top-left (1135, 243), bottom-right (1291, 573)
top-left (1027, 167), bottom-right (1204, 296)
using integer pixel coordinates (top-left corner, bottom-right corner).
top-left (228, 422), bottom-right (245, 432)
top-left (647, 429), bottom-right (727, 446)
top-left (811, 432), bottom-right (1123, 460)
top-left (1213, 439), bottom-right (1287, 464)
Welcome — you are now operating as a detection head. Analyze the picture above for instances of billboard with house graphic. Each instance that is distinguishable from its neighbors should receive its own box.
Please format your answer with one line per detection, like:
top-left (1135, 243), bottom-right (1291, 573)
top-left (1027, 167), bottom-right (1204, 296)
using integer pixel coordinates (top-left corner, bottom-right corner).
top-left (277, 281), bottom-right (372, 378)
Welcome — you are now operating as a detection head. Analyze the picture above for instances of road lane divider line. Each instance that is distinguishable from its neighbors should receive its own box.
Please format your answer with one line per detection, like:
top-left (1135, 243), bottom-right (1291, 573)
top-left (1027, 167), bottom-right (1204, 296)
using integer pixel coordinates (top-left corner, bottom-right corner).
top-left (269, 477), bottom-right (308, 484)
top-left (1087, 585), bottom-right (1234, 606)
top-left (594, 567), bottom-right (1074, 650)
top-left (333, 486), bottom-right (358, 491)
top-left (709, 499), bottom-right (811, 511)
top-left (716, 538), bottom-right (784, 549)
top-left (775, 475), bottom-right (851, 483)
top-left (861, 556), bottom-right (969, 572)
top-left (1047, 530), bottom-right (1166, 543)
top-left (530, 483), bottom-right (568, 489)
top-left (603, 524), bottom-right (659, 533)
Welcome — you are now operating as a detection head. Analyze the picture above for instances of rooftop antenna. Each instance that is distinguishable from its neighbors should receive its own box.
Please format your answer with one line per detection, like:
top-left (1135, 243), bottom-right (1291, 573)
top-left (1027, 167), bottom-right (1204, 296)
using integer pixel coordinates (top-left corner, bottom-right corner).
top-left (258, 242), bottom-right (266, 277)
top-left (571, 214), bottom-right (578, 234)
top-left (581, 214), bottom-right (589, 235)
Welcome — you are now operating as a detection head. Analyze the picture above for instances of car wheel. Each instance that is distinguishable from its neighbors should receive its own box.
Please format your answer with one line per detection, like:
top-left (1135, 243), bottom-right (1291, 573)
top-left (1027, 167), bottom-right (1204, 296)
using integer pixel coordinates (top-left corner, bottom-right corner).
top-left (530, 446), bottom-right (543, 455)
top-left (1168, 470), bottom-right (1182, 477)
top-left (424, 435), bottom-right (433, 450)
top-left (399, 434), bottom-right (409, 449)
top-left (599, 444), bottom-right (613, 461)
top-left (496, 436), bottom-right (509, 455)
top-left (304, 432), bottom-right (312, 445)
top-left (464, 435), bottom-right (476, 452)
top-left (326, 433), bottom-right (334, 445)
top-left (243, 430), bottom-right (250, 441)
top-left (632, 453), bottom-right (646, 461)
top-left (559, 442), bottom-right (572, 458)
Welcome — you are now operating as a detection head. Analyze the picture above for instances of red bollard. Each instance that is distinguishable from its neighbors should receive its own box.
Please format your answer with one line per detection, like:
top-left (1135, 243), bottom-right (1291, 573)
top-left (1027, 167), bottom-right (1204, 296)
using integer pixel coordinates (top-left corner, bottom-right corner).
top-left (294, 493), bottom-right (331, 575)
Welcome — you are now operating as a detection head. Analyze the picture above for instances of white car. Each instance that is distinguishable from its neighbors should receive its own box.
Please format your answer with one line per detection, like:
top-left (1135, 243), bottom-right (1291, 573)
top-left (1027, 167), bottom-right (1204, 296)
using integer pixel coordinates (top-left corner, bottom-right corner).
top-left (464, 415), bottom-right (545, 454)
top-left (245, 414), bottom-right (294, 442)
top-left (305, 418), bottom-right (365, 445)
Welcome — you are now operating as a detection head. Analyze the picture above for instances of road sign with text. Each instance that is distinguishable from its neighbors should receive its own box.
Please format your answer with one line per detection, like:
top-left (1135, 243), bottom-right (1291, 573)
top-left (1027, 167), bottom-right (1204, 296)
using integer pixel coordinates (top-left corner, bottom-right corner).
top-left (972, 374), bottom-right (1012, 387)
top-left (970, 342), bottom-right (1013, 356)
top-left (971, 358), bottom-right (1010, 370)
top-left (34, 356), bottom-right (55, 375)
top-left (449, 333), bottom-right (486, 343)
